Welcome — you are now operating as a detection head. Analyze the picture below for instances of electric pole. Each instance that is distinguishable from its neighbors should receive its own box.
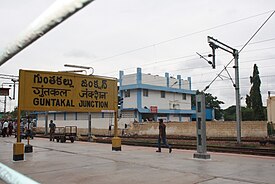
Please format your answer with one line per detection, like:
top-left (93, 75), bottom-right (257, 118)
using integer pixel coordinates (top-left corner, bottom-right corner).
top-left (207, 36), bottom-right (242, 144)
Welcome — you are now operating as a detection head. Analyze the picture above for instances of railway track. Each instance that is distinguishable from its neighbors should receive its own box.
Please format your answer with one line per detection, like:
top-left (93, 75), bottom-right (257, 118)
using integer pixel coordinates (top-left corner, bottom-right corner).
top-left (95, 137), bottom-right (275, 157)
top-left (93, 134), bottom-right (269, 142)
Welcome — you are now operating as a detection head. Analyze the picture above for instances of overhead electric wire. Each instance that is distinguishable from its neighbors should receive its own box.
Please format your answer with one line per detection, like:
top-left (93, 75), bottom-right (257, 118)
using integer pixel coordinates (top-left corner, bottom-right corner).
top-left (203, 10), bottom-right (275, 91)
top-left (84, 10), bottom-right (274, 65)
top-left (0, 76), bottom-right (17, 80)
top-left (101, 36), bottom-right (275, 76)
top-left (117, 55), bottom-right (275, 88)
top-left (149, 56), bottom-right (275, 79)
top-left (106, 55), bottom-right (275, 87)
top-left (193, 74), bottom-right (275, 85)
top-left (0, 73), bottom-right (18, 78)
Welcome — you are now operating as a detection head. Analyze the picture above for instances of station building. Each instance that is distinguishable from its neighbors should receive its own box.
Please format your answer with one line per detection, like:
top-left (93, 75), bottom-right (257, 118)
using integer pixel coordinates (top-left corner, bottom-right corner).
top-left (119, 68), bottom-right (196, 122)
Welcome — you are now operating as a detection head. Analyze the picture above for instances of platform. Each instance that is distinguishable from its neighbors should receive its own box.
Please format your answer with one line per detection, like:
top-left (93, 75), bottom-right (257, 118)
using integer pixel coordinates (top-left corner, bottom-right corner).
top-left (0, 136), bottom-right (275, 184)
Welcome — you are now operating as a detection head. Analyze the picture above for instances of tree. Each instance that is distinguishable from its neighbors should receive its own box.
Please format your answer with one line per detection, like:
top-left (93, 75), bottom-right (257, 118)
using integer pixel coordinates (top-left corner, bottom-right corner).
top-left (192, 91), bottom-right (224, 120)
top-left (241, 107), bottom-right (254, 121)
top-left (223, 105), bottom-right (236, 121)
top-left (246, 64), bottom-right (265, 120)
top-left (245, 94), bottom-right (251, 109)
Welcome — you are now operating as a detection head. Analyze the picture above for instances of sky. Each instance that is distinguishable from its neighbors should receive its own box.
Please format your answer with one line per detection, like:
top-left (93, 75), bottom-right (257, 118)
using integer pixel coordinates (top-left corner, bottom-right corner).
top-left (0, 0), bottom-right (275, 112)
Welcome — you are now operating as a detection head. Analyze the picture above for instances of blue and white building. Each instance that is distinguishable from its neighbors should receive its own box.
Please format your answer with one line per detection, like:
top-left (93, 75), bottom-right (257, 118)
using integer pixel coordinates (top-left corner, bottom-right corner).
top-left (119, 68), bottom-right (196, 122)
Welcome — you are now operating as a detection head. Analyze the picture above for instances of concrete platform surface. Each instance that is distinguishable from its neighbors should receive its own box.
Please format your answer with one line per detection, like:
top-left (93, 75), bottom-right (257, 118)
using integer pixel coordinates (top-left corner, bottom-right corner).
top-left (0, 136), bottom-right (275, 184)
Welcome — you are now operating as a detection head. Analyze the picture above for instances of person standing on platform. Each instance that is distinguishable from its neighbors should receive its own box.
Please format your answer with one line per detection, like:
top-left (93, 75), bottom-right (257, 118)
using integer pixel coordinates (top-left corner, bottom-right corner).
top-left (2, 120), bottom-right (9, 137)
top-left (0, 121), bottom-right (2, 137)
top-left (49, 120), bottom-right (56, 141)
top-left (156, 119), bottom-right (172, 153)
top-left (8, 121), bottom-right (13, 137)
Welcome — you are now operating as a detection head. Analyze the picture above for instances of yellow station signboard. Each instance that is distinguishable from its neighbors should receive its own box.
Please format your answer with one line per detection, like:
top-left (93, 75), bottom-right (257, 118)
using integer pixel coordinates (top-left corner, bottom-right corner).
top-left (19, 70), bottom-right (118, 112)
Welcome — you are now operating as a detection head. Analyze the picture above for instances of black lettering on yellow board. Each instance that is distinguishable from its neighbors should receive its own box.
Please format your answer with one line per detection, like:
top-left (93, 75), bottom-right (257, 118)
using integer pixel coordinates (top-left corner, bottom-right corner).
top-left (78, 100), bottom-right (108, 108)
top-left (32, 98), bottom-right (109, 109)
top-left (33, 74), bottom-right (74, 88)
top-left (33, 98), bottom-right (75, 107)
top-left (80, 79), bottom-right (108, 89)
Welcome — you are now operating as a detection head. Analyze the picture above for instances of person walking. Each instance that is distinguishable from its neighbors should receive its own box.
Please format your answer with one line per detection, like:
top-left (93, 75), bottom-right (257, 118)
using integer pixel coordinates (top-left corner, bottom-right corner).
top-left (156, 119), bottom-right (172, 153)
top-left (49, 120), bottom-right (56, 141)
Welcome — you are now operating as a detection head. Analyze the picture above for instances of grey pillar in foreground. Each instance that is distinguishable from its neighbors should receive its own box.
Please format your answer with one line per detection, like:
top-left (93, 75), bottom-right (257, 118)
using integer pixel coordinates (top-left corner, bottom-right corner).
top-left (193, 93), bottom-right (210, 159)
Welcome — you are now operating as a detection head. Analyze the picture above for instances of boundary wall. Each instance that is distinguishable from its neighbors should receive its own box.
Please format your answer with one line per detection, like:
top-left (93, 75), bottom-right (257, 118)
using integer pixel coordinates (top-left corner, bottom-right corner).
top-left (36, 120), bottom-right (267, 138)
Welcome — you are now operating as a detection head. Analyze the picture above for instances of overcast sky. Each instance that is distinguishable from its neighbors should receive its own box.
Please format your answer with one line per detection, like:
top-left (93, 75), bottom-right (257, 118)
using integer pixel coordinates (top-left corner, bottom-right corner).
top-left (0, 0), bottom-right (275, 112)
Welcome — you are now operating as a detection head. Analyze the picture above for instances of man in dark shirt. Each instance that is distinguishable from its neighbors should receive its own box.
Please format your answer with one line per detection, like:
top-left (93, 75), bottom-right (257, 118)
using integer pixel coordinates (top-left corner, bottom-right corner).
top-left (156, 119), bottom-right (172, 153)
top-left (49, 120), bottom-right (56, 141)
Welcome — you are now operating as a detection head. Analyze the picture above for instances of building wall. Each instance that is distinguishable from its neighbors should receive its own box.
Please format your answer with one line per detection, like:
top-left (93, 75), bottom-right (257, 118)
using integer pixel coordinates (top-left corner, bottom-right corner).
top-left (122, 74), bottom-right (136, 85)
top-left (169, 114), bottom-right (179, 122)
top-left (142, 74), bottom-right (166, 86)
top-left (142, 90), bottom-right (168, 109)
top-left (123, 89), bottom-right (137, 108)
top-left (36, 112), bottom-right (267, 138)
top-left (182, 80), bottom-right (190, 90)
top-left (123, 88), bottom-right (192, 111)
top-left (121, 69), bottom-right (193, 110)
top-left (125, 121), bottom-right (267, 137)
top-left (37, 112), bottom-right (135, 130)
top-left (142, 90), bottom-right (191, 110)
top-left (267, 96), bottom-right (275, 123)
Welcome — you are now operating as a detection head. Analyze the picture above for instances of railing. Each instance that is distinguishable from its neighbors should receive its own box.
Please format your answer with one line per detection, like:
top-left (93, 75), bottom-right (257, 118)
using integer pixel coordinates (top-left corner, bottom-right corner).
top-left (0, 162), bottom-right (39, 184)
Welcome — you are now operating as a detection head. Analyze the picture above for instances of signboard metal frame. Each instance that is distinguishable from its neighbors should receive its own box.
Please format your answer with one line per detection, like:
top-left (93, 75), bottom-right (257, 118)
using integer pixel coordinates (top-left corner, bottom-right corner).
top-left (18, 69), bottom-right (118, 112)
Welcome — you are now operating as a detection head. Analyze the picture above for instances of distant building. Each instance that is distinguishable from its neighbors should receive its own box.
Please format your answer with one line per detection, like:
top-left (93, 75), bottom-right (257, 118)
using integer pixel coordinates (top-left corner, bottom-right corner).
top-left (267, 95), bottom-right (275, 123)
top-left (191, 106), bottom-right (215, 121)
top-left (119, 68), bottom-right (196, 122)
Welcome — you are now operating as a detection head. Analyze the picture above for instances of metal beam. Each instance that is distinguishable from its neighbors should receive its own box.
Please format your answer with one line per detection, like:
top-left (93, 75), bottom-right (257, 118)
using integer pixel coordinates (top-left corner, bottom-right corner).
top-left (207, 36), bottom-right (241, 143)
top-left (0, 0), bottom-right (95, 66)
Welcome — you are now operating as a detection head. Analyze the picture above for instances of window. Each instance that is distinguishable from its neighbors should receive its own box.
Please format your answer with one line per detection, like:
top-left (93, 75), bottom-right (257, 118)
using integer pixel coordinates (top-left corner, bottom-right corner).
top-left (160, 91), bottom-right (165, 98)
top-left (197, 102), bottom-right (201, 112)
top-left (182, 93), bottom-right (186, 100)
top-left (143, 89), bottom-right (148, 97)
top-left (125, 90), bottom-right (130, 98)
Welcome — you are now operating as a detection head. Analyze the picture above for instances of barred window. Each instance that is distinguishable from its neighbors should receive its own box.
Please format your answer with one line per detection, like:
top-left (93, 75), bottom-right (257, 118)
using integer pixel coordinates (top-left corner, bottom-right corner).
top-left (143, 89), bottom-right (148, 97)
top-left (161, 91), bottom-right (165, 98)
top-left (125, 90), bottom-right (130, 97)
top-left (182, 93), bottom-right (186, 100)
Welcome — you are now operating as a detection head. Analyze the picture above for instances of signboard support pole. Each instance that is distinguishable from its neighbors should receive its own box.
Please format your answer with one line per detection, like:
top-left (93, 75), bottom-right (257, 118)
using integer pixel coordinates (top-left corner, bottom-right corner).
top-left (25, 116), bottom-right (33, 153)
top-left (112, 111), bottom-right (121, 151)
top-left (4, 96), bottom-right (6, 113)
top-left (88, 112), bottom-right (92, 142)
top-left (44, 111), bottom-right (48, 135)
top-left (13, 108), bottom-right (24, 161)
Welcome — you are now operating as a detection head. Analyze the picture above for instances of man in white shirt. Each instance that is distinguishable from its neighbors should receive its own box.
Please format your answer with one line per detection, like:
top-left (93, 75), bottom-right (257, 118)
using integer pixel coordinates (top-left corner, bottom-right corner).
top-left (3, 121), bottom-right (8, 137)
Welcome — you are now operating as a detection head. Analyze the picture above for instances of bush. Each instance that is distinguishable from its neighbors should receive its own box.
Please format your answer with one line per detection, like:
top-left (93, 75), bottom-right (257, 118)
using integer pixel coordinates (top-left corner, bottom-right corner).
top-left (267, 122), bottom-right (275, 136)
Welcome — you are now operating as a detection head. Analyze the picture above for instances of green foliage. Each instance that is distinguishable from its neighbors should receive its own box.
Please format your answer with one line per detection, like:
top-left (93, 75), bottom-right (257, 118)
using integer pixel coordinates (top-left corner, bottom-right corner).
top-left (224, 105), bottom-right (267, 121)
top-left (223, 105), bottom-right (236, 121)
top-left (245, 94), bottom-right (251, 109)
top-left (267, 122), bottom-right (275, 136)
top-left (192, 90), bottom-right (224, 120)
top-left (241, 107), bottom-right (254, 121)
top-left (247, 64), bottom-right (266, 120)
top-left (10, 106), bottom-right (18, 119)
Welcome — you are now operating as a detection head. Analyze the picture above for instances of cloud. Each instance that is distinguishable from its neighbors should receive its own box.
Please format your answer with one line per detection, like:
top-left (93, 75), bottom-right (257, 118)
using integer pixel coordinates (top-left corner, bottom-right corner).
top-left (63, 49), bottom-right (96, 59)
